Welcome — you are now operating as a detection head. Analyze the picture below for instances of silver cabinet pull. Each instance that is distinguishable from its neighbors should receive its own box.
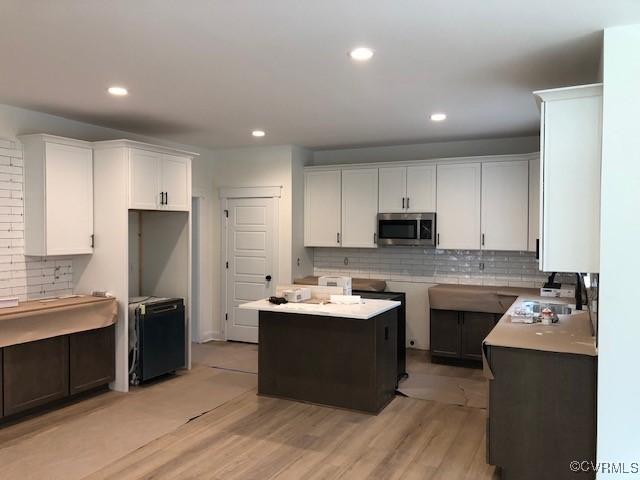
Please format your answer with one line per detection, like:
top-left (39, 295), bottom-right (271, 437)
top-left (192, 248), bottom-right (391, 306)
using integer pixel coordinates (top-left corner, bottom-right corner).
top-left (402, 197), bottom-right (405, 209)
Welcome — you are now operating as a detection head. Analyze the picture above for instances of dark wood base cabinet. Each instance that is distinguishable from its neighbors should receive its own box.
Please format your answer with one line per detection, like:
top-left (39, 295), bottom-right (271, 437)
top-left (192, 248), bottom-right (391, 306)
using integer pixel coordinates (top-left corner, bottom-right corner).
top-left (486, 346), bottom-right (597, 480)
top-left (1, 325), bottom-right (115, 421)
top-left (259, 309), bottom-right (398, 414)
top-left (430, 309), bottom-right (497, 362)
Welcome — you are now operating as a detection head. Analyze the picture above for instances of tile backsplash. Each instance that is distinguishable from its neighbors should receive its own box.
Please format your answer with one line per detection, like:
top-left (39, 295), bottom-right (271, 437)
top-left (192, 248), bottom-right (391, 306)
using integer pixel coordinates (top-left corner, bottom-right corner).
top-left (0, 139), bottom-right (72, 300)
top-left (313, 247), bottom-right (551, 288)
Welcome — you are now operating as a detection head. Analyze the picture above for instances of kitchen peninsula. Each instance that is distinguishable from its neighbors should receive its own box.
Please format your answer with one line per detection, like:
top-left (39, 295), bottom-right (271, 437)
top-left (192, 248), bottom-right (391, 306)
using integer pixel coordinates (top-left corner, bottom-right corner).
top-left (240, 298), bottom-right (400, 413)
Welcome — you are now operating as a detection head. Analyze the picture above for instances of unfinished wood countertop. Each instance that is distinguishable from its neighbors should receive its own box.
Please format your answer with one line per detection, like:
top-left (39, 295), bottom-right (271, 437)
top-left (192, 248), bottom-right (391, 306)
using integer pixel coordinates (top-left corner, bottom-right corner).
top-left (428, 283), bottom-right (541, 314)
top-left (0, 295), bottom-right (118, 348)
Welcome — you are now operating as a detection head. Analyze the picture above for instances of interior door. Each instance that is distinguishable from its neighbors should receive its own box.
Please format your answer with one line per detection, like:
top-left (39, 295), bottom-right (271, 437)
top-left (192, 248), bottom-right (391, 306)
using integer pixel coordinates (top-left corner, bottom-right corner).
top-left (161, 154), bottom-right (189, 211)
top-left (129, 149), bottom-right (161, 209)
top-left (45, 142), bottom-right (93, 255)
top-left (226, 197), bottom-right (275, 343)
top-left (378, 167), bottom-right (407, 213)
top-left (341, 168), bottom-right (379, 248)
top-left (406, 165), bottom-right (436, 212)
top-left (436, 163), bottom-right (481, 250)
top-left (481, 160), bottom-right (529, 251)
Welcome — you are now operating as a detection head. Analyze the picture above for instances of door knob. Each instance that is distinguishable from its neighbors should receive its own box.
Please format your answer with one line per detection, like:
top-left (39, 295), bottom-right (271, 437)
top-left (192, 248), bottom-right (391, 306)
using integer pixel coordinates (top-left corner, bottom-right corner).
top-left (265, 275), bottom-right (272, 281)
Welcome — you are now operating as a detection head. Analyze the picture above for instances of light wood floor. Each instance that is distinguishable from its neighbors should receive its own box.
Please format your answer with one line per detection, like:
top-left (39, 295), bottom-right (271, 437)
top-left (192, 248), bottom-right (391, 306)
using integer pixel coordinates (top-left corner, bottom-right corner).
top-left (2, 342), bottom-right (498, 480)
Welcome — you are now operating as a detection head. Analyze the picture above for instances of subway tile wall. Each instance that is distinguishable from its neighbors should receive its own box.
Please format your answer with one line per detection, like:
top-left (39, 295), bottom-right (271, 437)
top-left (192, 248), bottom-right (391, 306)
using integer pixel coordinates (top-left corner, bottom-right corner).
top-left (313, 247), bottom-right (551, 288)
top-left (0, 139), bottom-right (73, 300)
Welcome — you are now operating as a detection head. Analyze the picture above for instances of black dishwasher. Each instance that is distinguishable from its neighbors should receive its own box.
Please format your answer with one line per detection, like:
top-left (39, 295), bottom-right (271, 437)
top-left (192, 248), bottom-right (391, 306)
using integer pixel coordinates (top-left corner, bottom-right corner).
top-left (354, 291), bottom-right (407, 385)
top-left (129, 297), bottom-right (186, 385)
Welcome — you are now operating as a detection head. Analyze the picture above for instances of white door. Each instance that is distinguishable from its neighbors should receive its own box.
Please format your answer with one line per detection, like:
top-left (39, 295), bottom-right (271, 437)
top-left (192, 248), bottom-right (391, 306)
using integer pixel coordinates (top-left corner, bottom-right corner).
top-left (226, 197), bottom-right (275, 343)
top-left (528, 157), bottom-right (540, 252)
top-left (341, 168), bottom-right (378, 248)
top-left (436, 163), bottom-right (481, 250)
top-left (129, 149), bottom-right (161, 209)
top-left (378, 167), bottom-right (407, 213)
top-left (304, 170), bottom-right (341, 247)
top-left (481, 161), bottom-right (529, 251)
top-left (406, 165), bottom-right (436, 212)
top-left (161, 155), bottom-right (189, 211)
top-left (45, 142), bottom-right (93, 255)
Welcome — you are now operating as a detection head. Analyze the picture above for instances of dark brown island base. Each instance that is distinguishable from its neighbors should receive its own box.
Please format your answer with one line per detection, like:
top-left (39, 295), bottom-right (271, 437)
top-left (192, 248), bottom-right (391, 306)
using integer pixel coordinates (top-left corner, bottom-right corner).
top-left (0, 296), bottom-right (118, 422)
top-left (241, 298), bottom-right (400, 414)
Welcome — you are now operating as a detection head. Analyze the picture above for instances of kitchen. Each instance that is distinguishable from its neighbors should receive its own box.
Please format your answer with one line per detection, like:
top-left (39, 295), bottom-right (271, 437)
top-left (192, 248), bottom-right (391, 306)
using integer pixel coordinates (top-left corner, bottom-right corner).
top-left (0, 2), bottom-right (638, 479)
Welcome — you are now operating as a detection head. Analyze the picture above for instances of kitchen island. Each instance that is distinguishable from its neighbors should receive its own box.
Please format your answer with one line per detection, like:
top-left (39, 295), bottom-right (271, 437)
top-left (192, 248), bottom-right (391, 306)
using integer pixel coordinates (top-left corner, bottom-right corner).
top-left (240, 298), bottom-right (400, 414)
top-left (483, 295), bottom-right (597, 480)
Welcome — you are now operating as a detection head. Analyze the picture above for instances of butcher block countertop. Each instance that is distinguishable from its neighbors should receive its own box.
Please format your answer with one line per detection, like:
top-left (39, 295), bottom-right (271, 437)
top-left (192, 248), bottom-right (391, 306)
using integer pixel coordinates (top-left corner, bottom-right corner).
top-left (428, 283), bottom-right (540, 314)
top-left (240, 298), bottom-right (400, 320)
top-left (0, 295), bottom-right (118, 348)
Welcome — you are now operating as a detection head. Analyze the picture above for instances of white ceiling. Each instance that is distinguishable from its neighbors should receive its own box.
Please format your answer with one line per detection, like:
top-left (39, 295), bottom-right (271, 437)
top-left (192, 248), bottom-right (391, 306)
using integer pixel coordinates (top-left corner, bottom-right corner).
top-left (1, 1), bottom-right (638, 150)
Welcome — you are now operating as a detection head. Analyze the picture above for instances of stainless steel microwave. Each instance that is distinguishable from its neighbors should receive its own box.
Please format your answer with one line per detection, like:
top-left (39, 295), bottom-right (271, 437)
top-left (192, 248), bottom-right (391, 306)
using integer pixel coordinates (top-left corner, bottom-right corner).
top-left (377, 213), bottom-right (436, 246)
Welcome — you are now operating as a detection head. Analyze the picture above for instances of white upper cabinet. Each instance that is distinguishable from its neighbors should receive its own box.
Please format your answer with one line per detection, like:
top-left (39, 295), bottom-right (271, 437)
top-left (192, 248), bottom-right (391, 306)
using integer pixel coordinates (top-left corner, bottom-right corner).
top-left (534, 84), bottom-right (602, 273)
top-left (128, 148), bottom-right (190, 211)
top-left (379, 165), bottom-right (436, 213)
top-left (481, 161), bottom-right (529, 251)
top-left (436, 163), bottom-right (481, 250)
top-left (378, 167), bottom-right (406, 213)
top-left (21, 135), bottom-right (94, 255)
top-left (129, 149), bottom-right (161, 210)
top-left (341, 169), bottom-right (378, 248)
top-left (405, 165), bottom-right (436, 212)
top-left (528, 157), bottom-right (540, 253)
top-left (304, 170), bottom-right (342, 247)
top-left (161, 154), bottom-right (190, 211)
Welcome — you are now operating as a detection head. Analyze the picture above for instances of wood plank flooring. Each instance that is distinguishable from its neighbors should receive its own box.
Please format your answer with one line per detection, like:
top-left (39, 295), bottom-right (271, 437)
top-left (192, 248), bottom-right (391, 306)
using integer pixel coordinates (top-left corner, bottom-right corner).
top-left (1, 342), bottom-right (498, 479)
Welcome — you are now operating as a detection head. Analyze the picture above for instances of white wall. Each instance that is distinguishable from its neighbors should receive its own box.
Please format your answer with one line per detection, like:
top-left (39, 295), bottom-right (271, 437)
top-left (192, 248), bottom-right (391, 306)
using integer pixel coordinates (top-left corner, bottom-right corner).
top-left (312, 135), bottom-right (539, 165)
top-left (597, 24), bottom-right (640, 476)
top-left (206, 145), bottom-right (312, 340)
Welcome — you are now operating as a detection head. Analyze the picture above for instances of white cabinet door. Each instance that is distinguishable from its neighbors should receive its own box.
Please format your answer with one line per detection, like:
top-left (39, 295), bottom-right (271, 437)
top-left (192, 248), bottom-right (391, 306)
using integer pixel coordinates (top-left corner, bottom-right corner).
top-left (129, 149), bottom-right (161, 210)
top-left (378, 167), bottom-right (407, 213)
top-left (304, 170), bottom-right (342, 247)
top-left (528, 157), bottom-right (540, 253)
top-left (161, 154), bottom-right (189, 211)
top-left (481, 161), bottom-right (529, 251)
top-left (341, 169), bottom-right (378, 248)
top-left (436, 163), bottom-right (481, 250)
top-left (406, 165), bottom-right (436, 212)
top-left (537, 85), bottom-right (602, 272)
top-left (45, 142), bottom-right (93, 255)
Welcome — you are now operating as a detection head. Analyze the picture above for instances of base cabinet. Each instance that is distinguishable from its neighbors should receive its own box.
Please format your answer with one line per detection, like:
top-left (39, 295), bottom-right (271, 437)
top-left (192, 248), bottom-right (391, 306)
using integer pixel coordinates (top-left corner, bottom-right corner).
top-left (1, 326), bottom-right (115, 419)
top-left (3, 336), bottom-right (70, 416)
top-left (430, 309), bottom-right (497, 362)
top-left (70, 326), bottom-right (116, 395)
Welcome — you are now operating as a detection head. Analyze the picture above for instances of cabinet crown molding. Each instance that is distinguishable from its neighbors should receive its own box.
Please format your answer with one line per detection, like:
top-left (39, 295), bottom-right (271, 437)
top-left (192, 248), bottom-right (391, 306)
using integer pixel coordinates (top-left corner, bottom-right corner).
top-left (304, 151), bottom-right (539, 172)
top-left (18, 133), bottom-right (92, 148)
top-left (92, 139), bottom-right (199, 157)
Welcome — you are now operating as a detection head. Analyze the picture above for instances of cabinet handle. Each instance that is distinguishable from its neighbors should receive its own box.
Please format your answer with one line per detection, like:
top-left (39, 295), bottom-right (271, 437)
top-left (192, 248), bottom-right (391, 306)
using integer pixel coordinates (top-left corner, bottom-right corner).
top-left (160, 192), bottom-right (165, 205)
top-left (406, 197), bottom-right (410, 209)
top-left (482, 233), bottom-right (485, 246)
top-left (90, 234), bottom-right (94, 248)
top-left (535, 238), bottom-right (540, 260)
top-left (402, 197), bottom-right (405, 209)
top-left (374, 232), bottom-right (377, 244)
top-left (165, 191), bottom-right (168, 205)
top-left (337, 232), bottom-right (340, 244)
top-left (437, 233), bottom-right (440, 246)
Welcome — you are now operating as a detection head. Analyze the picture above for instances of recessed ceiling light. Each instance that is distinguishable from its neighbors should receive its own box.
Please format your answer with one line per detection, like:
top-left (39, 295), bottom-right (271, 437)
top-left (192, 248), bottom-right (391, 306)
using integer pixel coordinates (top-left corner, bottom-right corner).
top-left (107, 86), bottom-right (128, 96)
top-left (252, 130), bottom-right (266, 138)
top-left (349, 47), bottom-right (374, 62)
top-left (430, 113), bottom-right (447, 122)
